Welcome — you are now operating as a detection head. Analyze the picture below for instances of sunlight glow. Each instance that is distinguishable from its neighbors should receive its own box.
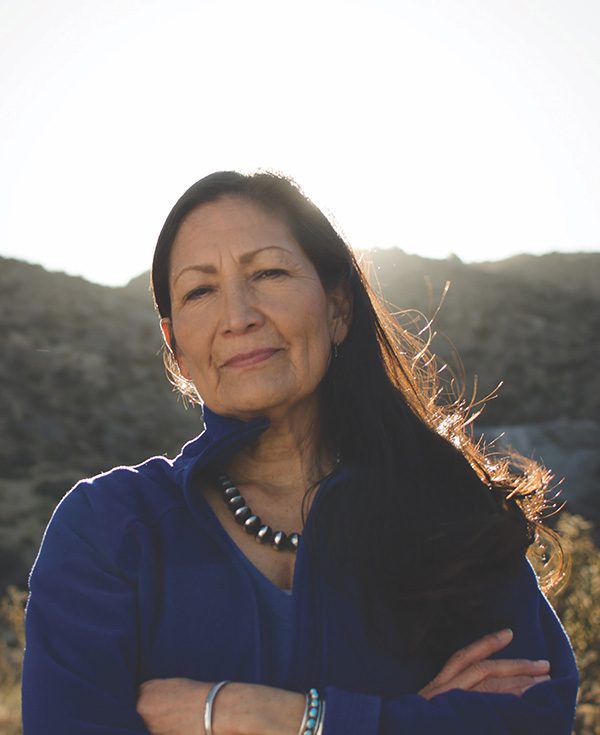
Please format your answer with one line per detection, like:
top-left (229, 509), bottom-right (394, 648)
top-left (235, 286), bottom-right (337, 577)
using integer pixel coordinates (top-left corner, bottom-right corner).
top-left (1, 0), bottom-right (598, 286)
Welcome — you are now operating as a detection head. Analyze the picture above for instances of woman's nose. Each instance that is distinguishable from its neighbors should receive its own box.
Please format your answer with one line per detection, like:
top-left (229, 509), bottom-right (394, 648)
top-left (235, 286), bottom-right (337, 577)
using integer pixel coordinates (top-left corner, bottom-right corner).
top-left (220, 282), bottom-right (264, 335)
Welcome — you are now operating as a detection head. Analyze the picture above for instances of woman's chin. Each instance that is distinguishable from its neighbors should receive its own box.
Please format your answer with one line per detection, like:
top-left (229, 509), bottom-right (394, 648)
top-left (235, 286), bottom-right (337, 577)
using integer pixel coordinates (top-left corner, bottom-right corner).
top-left (212, 388), bottom-right (318, 423)
top-left (225, 401), bottom-right (288, 421)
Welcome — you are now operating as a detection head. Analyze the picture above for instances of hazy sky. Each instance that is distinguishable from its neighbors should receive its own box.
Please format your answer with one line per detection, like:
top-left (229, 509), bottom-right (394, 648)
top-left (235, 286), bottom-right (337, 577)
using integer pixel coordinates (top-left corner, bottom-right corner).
top-left (1, 0), bottom-right (599, 287)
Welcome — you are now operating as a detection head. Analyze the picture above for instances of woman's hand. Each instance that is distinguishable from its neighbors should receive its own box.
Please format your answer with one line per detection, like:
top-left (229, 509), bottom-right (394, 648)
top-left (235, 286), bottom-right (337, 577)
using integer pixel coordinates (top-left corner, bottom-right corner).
top-left (137, 679), bottom-right (305, 735)
top-left (418, 628), bottom-right (551, 700)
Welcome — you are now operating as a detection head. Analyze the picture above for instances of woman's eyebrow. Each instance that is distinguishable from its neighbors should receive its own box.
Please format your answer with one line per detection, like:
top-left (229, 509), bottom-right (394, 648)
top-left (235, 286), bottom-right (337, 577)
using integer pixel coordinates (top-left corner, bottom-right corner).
top-left (238, 245), bottom-right (291, 265)
top-left (173, 246), bottom-right (293, 285)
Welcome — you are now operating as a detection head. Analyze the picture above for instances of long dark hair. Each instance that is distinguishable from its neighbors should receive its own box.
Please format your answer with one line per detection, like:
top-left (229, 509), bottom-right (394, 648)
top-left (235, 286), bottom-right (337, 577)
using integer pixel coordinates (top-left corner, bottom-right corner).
top-left (152, 170), bottom-right (563, 664)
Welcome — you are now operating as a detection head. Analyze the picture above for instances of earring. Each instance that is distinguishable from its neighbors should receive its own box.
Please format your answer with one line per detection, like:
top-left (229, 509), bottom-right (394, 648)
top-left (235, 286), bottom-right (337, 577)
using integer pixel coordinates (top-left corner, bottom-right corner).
top-left (332, 342), bottom-right (339, 359)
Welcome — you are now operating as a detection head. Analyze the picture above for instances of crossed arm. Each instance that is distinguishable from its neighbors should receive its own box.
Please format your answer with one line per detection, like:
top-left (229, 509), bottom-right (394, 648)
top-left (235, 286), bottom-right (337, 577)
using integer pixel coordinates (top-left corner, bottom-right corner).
top-left (135, 628), bottom-right (553, 735)
top-left (21, 488), bottom-right (578, 735)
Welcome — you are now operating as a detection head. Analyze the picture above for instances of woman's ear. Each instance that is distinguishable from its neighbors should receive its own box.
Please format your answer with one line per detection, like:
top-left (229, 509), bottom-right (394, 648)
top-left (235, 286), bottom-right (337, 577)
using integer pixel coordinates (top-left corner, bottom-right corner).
top-left (328, 283), bottom-right (353, 346)
top-left (160, 318), bottom-right (175, 354)
top-left (160, 318), bottom-right (191, 380)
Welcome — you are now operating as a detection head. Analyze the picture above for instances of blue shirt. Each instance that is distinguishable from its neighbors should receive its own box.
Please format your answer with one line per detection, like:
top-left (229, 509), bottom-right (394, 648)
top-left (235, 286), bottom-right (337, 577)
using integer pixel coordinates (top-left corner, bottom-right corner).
top-left (238, 549), bottom-right (294, 685)
top-left (21, 407), bottom-right (579, 734)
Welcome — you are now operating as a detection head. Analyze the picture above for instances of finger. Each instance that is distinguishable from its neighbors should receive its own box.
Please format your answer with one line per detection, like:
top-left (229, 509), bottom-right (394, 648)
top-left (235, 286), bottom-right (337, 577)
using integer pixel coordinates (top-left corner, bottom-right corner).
top-left (419, 671), bottom-right (551, 701)
top-left (447, 658), bottom-right (551, 691)
top-left (518, 675), bottom-right (552, 695)
top-left (433, 629), bottom-right (514, 685)
top-left (472, 674), bottom-right (551, 694)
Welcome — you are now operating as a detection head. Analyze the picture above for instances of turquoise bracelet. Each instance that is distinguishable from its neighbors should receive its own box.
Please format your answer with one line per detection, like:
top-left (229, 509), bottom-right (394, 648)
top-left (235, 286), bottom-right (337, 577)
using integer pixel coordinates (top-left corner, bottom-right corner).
top-left (298, 688), bottom-right (324, 735)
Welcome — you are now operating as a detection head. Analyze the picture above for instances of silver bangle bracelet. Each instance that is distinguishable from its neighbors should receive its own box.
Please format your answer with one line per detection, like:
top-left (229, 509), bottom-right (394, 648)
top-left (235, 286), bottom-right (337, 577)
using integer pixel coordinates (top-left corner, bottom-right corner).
top-left (204, 680), bottom-right (230, 735)
top-left (314, 700), bottom-right (326, 735)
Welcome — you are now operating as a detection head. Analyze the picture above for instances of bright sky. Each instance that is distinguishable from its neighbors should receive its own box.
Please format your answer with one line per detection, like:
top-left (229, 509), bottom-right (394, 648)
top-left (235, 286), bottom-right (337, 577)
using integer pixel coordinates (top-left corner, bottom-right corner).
top-left (1, 0), bottom-right (599, 287)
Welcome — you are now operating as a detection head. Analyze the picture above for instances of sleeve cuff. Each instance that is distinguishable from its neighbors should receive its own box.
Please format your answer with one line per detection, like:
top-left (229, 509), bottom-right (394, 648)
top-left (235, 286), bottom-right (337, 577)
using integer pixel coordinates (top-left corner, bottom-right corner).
top-left (323, 686), bottom-right (382, 735)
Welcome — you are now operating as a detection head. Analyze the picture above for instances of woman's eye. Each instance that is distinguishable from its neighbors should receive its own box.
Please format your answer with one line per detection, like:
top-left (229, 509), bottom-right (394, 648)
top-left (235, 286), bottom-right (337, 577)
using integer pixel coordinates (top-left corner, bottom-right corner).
top-left (255, 269), bottom-right (287, 280)
top-left (185, 286), bottom-right (213, 301)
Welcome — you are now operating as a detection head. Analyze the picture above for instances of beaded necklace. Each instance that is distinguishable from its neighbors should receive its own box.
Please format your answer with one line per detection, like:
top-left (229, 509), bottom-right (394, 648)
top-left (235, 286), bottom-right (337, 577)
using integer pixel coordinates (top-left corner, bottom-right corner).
top-left (216, 473), bottom-right (301, 552)
top-left (216, 454), bottom-right (340, 553)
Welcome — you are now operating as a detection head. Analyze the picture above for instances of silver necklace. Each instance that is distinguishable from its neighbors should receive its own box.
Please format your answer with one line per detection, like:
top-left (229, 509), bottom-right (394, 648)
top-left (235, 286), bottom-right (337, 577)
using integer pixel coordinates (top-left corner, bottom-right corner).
top-left (216, 453), bottom-right (340, 553)
top-left (216, 473), bottom-right (301, 552)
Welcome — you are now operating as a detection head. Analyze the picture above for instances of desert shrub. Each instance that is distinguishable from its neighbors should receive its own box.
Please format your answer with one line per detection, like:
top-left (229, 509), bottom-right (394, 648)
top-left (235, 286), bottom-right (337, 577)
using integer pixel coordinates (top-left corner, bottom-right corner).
top-left (0, 586), bottom-right (26, 735)
top-left (549, 514), bottom-right (600, 735)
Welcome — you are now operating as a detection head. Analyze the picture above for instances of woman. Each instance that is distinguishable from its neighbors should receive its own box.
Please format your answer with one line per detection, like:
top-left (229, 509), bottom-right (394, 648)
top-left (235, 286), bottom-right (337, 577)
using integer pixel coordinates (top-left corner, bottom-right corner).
top-left (21, 171), bottom-right (578, 734)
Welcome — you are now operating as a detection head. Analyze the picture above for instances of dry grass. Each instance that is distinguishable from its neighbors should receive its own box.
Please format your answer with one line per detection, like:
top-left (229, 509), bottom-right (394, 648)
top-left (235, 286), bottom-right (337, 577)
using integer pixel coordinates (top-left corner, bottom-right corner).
top-left (1, 512), bottom-right (598, 735)
top-left (549, 514), bottom-right (600, 735)
top-left (0, 586), bottom-right (26, 735)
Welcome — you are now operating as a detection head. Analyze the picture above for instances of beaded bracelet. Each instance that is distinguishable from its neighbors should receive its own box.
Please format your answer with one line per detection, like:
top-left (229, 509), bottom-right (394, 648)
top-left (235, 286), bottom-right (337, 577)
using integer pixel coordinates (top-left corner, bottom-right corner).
top-left (297, 688), bottom-right (325, 735)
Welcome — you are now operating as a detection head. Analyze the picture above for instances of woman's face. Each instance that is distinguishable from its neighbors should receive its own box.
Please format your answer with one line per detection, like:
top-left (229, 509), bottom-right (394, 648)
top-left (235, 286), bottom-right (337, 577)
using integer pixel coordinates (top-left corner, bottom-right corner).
top-left (163, 195), bottom-right (350, 421)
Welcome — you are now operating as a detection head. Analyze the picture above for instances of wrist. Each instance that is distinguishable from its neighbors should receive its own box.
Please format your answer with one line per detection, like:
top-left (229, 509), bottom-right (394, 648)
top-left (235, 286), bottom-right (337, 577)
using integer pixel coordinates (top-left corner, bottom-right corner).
top-left (213, 682), bottom-right (305, 735)
top-left (210, 682), bottom-right (246, 735)
top-left (261, 688), bottom-right (305, 735)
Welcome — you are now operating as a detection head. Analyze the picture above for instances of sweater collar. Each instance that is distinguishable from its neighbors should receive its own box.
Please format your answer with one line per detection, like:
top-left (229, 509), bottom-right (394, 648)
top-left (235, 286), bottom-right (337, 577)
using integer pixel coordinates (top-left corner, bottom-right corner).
top-left (201, 404), bottom-right (270, 448)
top-left (179, 404), bottom-right (271, 487)
top-left (178, 405), bottom-right (348, 512)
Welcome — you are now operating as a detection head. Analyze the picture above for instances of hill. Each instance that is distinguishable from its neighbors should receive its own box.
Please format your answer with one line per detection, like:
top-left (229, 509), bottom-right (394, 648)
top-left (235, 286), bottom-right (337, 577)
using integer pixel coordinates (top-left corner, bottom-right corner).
top-left (369, 249), bottom-right (600, 424)
top-left (1, 251), bottom-right (598, 591)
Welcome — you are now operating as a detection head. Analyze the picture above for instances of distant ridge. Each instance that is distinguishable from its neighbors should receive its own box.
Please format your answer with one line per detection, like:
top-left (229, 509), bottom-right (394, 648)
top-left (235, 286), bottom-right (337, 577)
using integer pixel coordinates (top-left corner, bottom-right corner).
top-left (472, 251), bottom-right (600, 297)
top-left (124, 270), bottom-right (152, 295)
top-left (1, 250), bottom-right (598, 591)
top-left (3, 249), bottom-right (598, 433)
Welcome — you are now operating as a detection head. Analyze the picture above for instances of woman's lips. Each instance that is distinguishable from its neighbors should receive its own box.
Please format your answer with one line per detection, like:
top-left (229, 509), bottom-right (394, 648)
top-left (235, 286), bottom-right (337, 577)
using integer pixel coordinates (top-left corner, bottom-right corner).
top-left (222, 348), bottom-right (281, 368)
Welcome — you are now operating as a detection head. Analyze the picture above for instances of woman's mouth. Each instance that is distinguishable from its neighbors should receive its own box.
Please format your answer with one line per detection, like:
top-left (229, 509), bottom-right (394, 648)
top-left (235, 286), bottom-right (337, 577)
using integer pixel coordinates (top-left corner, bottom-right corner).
top-left (222, 348), bottom-right (281, 368)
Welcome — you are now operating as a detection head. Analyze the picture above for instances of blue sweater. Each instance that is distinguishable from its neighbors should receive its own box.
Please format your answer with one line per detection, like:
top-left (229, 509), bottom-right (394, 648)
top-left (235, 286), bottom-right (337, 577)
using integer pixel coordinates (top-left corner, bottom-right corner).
top-left (21, 407), bottom-right (579, 734)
